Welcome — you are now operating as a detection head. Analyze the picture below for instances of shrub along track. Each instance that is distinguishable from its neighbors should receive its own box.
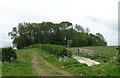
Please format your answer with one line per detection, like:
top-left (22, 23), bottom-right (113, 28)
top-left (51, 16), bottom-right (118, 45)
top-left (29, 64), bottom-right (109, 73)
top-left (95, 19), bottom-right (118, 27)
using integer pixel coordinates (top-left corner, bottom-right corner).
top-left (31, 49), bottom-right (71, 76)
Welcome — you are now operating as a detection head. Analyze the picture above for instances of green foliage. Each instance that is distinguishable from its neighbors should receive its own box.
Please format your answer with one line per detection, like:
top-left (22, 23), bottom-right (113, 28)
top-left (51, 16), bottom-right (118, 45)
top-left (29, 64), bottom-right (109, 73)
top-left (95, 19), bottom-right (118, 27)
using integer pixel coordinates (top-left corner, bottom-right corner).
top-left (2, 49), bottom-right (35, 76)
top-left (25, 44), bottom-right (67, 57)
top-left (68, 46), bottom-right (118, 76)
top-left (24, 44), bottom-right (42, 49)
top-left (2, 47), bottom-right (118, 76)
top-left (2, 47), bottom-right (17, 62)
top-left (8, 21), bottom-right (107, 49)
top-left (27, 44), bottom-right (67, 57)
top-left (37, 48), bottom-right (87, 68)
top-left (37, 48), bottom-right (118, 76)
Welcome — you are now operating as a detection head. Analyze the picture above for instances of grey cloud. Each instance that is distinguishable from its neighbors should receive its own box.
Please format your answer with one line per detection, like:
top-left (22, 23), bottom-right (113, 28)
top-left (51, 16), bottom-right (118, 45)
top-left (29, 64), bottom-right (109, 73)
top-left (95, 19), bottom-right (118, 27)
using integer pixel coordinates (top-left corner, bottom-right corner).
top-left (86, 16), bottom-right (118, 32)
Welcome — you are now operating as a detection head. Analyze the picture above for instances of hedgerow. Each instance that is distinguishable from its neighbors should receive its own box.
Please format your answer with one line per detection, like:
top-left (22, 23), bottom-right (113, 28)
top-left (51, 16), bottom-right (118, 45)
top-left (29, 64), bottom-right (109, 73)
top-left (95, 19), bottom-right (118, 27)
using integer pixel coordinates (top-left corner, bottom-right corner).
top-left (40, 44), bottom-right (67, 57)
top-left (24, 44), bottom-right (42, 49)
top-left (25, 44), bottom-right (67, 57)
top-left (2, 47), bottom-right (17, 62)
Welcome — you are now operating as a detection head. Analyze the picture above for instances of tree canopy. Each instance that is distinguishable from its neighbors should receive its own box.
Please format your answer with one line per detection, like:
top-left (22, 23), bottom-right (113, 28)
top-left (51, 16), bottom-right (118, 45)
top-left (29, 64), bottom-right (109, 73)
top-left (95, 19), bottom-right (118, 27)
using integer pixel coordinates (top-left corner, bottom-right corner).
top-left (8, 21), bottom-right (107, 49)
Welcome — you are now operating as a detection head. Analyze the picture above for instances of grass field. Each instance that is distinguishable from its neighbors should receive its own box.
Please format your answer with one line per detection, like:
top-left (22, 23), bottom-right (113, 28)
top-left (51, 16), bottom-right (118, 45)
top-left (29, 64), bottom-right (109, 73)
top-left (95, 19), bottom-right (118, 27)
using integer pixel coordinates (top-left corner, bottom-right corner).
top-left (2, 49), bottom-right (72, 76)
top-left (68, 46), bottom-right (118, 56)
top-left (38, 46), bottom-right (118, 76)
top-left (68, 46), bottom-right (118, 63)
top-left (2, 49), bottom-right (35, 76)
top-left (2, 46), bottom-right (119, 76)
top-left (67, 46), bottom-right (119, 76)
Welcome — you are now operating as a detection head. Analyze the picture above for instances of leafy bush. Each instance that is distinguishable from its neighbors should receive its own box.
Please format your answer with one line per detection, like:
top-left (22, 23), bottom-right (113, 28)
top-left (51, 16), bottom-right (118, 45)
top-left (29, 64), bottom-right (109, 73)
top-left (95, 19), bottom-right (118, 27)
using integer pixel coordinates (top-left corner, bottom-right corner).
top-left (2, 47), bottom-right (17, 62)
top-left (40, 44), bottom-right (67, 57)
top-left (24, 44), bottom-right (42, 49)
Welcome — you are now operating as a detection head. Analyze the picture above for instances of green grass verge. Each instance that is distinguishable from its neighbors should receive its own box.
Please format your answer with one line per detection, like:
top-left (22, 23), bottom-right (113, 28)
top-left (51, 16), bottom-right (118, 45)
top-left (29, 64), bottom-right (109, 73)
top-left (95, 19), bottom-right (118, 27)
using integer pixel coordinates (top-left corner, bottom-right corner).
top-left (2, 49), bottom-right (36, 76)
top-left (35, 48), bottom-right (118, 76)
top-left (68, 46), bottom-right (118, 76)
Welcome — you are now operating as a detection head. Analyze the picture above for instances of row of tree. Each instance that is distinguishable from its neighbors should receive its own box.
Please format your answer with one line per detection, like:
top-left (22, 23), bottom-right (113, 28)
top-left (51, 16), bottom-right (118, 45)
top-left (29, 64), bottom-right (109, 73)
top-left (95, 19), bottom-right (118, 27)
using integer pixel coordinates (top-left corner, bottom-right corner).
top-left (8, 21), bottom-right (107, 49)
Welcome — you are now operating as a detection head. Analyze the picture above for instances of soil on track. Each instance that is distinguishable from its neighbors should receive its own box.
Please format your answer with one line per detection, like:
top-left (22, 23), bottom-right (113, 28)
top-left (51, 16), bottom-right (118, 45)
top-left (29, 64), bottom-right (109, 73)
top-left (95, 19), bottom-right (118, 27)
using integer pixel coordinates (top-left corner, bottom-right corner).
top-left (31, 50), bottom-right (72, 76)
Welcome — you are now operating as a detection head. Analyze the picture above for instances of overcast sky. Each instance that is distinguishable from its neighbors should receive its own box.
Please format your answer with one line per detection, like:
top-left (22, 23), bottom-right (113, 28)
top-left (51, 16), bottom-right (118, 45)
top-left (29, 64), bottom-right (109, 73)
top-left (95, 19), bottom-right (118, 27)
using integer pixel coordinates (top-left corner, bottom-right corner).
top-left (0, 0), bottom-right (119, 48)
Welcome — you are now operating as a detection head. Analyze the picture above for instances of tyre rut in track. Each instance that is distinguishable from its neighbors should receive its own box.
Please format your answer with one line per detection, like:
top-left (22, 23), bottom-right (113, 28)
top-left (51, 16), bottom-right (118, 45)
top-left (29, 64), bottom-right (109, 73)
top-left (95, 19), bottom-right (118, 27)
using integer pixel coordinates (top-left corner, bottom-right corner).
top-left (31, 50), bottom-right (72, 76)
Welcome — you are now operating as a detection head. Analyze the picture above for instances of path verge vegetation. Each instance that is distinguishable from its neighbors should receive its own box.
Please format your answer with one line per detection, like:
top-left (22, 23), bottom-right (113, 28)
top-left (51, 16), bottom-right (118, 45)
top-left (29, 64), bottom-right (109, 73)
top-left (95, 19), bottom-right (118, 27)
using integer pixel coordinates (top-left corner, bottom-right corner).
top-left (25, 44), bottom-right (67, 57)
top-left (2, 47), bottom-right (17, 62)
top-left (2, 45), bottom-right (118, 76)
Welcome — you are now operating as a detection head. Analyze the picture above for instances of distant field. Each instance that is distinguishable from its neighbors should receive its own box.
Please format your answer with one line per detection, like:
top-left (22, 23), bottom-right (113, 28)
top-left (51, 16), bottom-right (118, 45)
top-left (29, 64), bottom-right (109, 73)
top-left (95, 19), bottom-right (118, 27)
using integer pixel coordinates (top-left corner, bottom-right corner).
top-left (68, 46), bottom-right (118, 57)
